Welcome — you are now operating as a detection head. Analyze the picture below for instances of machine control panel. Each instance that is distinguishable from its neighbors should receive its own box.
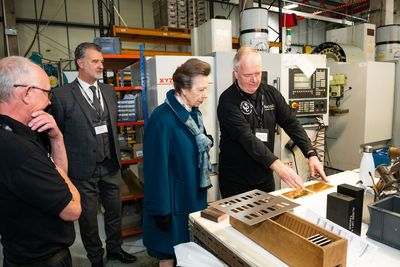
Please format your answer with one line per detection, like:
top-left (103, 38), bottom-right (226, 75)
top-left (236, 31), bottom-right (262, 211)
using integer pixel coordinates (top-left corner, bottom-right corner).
top-left (288, 68), bottom-right (328, 98)
top-left (289, 100), bottom-right (327, 114)
top-left (288, 68), bottom-right (328, 116)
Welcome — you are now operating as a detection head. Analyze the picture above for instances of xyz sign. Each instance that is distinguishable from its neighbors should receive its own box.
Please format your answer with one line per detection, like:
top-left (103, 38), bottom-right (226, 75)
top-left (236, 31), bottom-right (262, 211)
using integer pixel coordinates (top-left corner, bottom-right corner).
top-left (159, 78), bottom-right (173, 85)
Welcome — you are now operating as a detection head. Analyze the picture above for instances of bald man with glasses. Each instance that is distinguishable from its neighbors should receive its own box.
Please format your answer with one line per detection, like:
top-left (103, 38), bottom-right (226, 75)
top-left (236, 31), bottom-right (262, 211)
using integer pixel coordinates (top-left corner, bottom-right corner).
top-left (0, 57), bottom-right (81, 267)
top-left (13, 84), bottom-right (54, 99)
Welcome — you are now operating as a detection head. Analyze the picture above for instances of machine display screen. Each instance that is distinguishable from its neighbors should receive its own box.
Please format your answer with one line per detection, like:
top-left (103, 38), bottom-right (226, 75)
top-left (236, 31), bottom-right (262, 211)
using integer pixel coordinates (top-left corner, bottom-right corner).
top-left (293, 73), bottom-right (311, 89)
top-left (288, 68), bottom-right (328, 99)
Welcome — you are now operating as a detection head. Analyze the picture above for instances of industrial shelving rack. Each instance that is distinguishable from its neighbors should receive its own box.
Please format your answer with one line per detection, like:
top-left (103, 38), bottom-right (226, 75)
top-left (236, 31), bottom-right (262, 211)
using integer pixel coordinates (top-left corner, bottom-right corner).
top-left (102, 46), bottom-right (146, 237)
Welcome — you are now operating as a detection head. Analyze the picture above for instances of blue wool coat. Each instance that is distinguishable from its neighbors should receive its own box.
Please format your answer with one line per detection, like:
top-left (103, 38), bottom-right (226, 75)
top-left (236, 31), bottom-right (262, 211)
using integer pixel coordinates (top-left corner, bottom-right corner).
top-left (143, 89), bottom-right (208, 255)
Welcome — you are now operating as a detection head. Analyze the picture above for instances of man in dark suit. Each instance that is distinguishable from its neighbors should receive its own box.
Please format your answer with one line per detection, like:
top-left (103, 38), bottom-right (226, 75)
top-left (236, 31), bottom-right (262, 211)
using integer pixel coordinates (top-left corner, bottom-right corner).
top-left (50, 42), bottom-right (136, 267)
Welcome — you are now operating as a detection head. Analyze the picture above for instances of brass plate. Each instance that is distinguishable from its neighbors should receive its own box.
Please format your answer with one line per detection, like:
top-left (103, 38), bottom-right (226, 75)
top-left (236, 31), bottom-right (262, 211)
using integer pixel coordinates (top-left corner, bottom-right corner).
top-left (210, 189), bottom-right (299, 226)
top-left (282, 189), bottom-right (314, 199)
top-left (305, 182), bottom-right (333, 193)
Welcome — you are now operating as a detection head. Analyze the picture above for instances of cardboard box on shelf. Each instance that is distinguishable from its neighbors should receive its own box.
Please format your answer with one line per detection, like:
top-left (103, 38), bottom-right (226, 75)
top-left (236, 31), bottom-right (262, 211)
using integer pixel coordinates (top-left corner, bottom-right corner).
top-left (121, 167), bottom-right (144, 197)
top-left (133, 143), bottom-right (143, 159)
top-left (121, 201), bottom-right (142, 231)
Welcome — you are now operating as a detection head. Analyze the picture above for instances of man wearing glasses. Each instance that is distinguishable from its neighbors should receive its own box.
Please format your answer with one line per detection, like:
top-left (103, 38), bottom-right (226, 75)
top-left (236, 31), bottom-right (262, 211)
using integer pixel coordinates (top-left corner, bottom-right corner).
top-left (50, 42), bottom-right (136, 267)
top-left (0, 56), bottom-right (81, 266)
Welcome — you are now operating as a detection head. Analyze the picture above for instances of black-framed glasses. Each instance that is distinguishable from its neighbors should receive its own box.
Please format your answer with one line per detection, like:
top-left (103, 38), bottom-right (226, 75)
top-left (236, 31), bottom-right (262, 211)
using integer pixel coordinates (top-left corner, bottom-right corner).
top-left (13, 84), bottom-right (53, 99)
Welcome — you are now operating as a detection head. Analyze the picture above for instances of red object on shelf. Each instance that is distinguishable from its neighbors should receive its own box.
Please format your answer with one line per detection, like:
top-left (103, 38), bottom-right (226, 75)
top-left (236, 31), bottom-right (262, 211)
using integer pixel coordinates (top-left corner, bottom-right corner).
top-left (281, 13), bottom-right (298, 27)
top-left (115, 86), bottom-right (142, 91)
top-left (121, 194), bottom-right (144, 201)
top-left (121, 228), bottom-right (143, 237)
top-left (117, 120), bottom-right (144, 127)
top-left (121, 158), bottom-right (144, 165)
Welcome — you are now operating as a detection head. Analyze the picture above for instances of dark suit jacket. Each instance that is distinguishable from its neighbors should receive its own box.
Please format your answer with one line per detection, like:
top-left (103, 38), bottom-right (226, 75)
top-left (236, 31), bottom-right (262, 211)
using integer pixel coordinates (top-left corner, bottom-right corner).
top-left (50, 79), bottom-right (121, 179)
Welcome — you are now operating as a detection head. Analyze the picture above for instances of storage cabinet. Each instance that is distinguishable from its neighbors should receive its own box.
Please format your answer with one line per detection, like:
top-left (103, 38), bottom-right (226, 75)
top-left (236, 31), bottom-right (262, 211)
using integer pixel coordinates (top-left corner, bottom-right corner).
top-left (103, 48), bottom-right (146, 237)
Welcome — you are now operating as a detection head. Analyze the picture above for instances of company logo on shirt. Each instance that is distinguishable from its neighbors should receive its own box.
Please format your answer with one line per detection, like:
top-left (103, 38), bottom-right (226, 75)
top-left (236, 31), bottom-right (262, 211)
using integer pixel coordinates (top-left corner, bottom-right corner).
top-left (240, 101), bottom-right (252, 115)
top-left (264, 104), bottom-right (275, 111)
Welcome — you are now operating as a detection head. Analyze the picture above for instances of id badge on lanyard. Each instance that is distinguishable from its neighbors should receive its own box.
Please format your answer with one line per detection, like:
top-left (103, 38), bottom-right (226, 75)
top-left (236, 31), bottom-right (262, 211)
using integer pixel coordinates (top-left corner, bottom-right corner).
top-left (255, 128), bottom-right (268, 142)
top-left (95, 122), bottom-right (108, 135)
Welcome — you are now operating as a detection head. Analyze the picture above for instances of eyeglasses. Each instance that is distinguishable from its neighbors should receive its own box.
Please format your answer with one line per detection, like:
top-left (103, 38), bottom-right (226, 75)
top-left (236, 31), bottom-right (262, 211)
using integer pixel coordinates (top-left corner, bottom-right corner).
top-left (13, 84), bottom-right (53, 99)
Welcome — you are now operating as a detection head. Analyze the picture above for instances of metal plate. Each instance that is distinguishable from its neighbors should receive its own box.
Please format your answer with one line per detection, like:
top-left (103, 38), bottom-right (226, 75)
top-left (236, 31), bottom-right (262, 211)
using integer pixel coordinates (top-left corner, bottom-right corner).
top-left (282, 188), bottom-right (314, 199)
top-left (210, 189), bottom-right (299, 226)
top-left (305, 182), bottom-right (333, 193)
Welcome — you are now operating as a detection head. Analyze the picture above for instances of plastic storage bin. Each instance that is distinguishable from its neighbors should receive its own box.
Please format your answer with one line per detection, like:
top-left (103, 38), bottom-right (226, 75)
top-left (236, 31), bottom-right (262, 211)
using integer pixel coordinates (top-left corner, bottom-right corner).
top-left (366, 196), bottom-right (400, 249)
top-left (373, 147), bottom-right (391, 167)
top-left (93, 37), bottom-right (121, 54)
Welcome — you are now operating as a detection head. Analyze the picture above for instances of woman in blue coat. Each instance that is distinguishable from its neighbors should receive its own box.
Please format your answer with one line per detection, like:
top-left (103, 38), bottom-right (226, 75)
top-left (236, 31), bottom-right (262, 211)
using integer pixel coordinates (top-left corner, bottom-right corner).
top-left (143, 58), bottom-right (213, 267)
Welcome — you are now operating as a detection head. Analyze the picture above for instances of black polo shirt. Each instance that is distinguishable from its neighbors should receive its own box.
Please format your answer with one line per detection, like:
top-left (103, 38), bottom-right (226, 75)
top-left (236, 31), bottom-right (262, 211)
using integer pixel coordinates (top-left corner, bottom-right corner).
top-left (217, 83), bottom-right (313, 186)
top-left (0, 115), bottom-right (74, 264)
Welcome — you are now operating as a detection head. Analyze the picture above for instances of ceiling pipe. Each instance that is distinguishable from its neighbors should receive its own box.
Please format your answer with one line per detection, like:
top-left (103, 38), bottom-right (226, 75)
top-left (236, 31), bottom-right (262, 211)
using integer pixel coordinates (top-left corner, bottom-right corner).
top-left (313, 0), bottom-right (368, 16)
top-left (340, 4), bottom-right (370, 18)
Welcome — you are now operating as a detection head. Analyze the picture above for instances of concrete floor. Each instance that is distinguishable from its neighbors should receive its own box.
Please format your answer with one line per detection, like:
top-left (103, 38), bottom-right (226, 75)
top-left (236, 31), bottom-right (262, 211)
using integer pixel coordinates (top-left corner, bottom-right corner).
top-left (0, 216), bottom-right (158, 267)
top-left (69, 220), bottom-right (158, 267)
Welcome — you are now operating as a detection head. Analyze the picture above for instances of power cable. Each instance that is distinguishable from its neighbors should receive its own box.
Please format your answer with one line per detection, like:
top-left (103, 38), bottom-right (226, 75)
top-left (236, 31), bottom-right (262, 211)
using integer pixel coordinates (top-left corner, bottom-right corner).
top-left (220, 0), bottom-right (229, 10)
top-left (285, 140), bottom-right (299, 174)
top-left (227, 5), bottom-right (236, 19)
top-left (268, 0), bottom-right (277, 10)
top-left (24, 0), bottom-right (46, 57)
top-left (21, 24), bottom-right (70, 57)
top-left (312, 117), bottom-right (329, 167)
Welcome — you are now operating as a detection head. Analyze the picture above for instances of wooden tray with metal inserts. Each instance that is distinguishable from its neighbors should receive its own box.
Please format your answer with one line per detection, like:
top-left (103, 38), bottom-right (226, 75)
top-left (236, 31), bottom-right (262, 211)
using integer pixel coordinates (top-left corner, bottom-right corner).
top-left (230, 212), bottom-right (347, 267)
top-left (210, 189), bottom-right (347, 267)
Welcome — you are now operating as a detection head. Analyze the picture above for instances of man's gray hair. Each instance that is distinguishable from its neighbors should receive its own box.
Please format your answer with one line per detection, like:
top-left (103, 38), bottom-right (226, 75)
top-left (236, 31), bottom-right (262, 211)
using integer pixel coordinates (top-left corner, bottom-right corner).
top-left (233, 47), bottom-right (262, 71)
top-left (0, 56), bottom-right (34, 102)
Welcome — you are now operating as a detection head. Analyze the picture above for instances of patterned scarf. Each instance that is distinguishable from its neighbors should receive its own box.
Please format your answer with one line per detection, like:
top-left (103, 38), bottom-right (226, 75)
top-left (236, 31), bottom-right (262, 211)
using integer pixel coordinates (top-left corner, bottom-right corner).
top-left (165, 92), bottom-right (212, 189)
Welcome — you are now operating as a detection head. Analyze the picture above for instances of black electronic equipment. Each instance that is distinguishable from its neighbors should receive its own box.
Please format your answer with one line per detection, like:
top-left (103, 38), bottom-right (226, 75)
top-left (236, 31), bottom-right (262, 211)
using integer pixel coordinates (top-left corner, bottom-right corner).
top-left (288, 68), bottom-right (328, 115)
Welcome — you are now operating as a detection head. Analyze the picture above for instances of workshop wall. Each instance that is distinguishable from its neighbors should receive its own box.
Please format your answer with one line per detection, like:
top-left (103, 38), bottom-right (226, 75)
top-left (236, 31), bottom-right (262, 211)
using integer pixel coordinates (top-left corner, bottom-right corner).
top-left (1, 0), bottom-right (328, 64)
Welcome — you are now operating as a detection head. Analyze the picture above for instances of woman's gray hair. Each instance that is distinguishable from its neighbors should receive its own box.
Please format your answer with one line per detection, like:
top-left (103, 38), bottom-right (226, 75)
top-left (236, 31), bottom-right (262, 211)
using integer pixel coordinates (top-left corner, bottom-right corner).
top-left (0, 56), bottom-right (34, 102)
top-left (233, 47), bottom-right (262, 71)
top-left (173, 58), bottom-right (211, 93)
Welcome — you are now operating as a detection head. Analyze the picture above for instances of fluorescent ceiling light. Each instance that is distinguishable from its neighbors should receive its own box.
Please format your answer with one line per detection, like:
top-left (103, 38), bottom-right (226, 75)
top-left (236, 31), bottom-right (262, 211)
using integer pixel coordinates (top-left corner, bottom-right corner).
top-left (283, 4), bottom-right (299, 10)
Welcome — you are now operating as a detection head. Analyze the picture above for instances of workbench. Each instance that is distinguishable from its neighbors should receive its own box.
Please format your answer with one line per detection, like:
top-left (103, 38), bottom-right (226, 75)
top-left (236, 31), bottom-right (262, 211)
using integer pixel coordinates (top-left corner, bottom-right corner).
top-left (189, 171), bottom-right (400, 266)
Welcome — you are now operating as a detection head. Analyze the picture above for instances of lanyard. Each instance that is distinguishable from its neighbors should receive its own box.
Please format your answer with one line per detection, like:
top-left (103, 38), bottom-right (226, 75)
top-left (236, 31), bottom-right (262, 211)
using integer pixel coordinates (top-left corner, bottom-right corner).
top-left (77, 81), bottom-right (102, 119)
top-left (235, 83), bottom-right (264, 128)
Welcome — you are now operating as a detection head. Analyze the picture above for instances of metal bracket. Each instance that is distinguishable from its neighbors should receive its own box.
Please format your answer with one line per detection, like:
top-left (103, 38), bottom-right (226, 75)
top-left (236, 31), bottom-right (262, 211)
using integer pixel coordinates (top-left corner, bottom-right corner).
top-left (210, 189), bottom-right (299, 226)
top-left (5, 26), bottom-right (17, 35)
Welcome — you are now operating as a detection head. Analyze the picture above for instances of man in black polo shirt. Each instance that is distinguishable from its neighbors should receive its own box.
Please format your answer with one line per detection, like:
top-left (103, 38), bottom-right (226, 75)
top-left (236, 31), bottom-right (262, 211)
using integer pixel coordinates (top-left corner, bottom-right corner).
top-left (217, 48), bottom-right (328, 198)
top-left (0, 56), bottom-right (81, 267)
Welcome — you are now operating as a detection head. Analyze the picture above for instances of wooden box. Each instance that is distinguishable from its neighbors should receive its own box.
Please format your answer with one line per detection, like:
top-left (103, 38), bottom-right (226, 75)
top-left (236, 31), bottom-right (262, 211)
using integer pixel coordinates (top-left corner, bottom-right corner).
top-left (230, 212), bottom-right (347, 267)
